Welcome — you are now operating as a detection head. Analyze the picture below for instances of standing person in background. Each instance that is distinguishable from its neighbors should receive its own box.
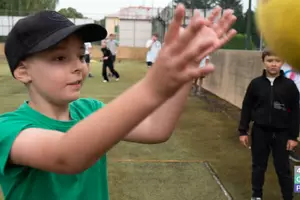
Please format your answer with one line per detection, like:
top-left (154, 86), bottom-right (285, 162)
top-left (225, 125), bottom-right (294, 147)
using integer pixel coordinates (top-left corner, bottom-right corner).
top-left (191, 55), bottom-right (210, 96)
top-left (282, 62), bottom-right (300, 162)
top-left (106, 33), bottom-right (119, 77)
top-left (238, 48), bottom-right (299, 200)
top-left (282, 63), bottom-right (300, 91)
top-left (145, 33), bottom-right (161, 68)
top-left (84, 42), bottom-right (93, 78)
top-left (101, 40), bottom-right (120, 83)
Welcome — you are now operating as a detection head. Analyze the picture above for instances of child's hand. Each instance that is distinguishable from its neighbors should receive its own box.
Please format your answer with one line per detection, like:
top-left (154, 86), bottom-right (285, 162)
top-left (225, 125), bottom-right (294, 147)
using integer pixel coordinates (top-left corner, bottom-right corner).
top-left (144, 4), bottom-right (237, 100)
top-left (239, 135), bottom-right (249, 148)
top-left (287, 139), bottom-right (298, 151)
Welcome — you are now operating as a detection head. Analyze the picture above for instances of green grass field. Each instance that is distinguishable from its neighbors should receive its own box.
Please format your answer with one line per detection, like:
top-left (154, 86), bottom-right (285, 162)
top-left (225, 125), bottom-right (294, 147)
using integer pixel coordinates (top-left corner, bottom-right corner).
top-left (0, 60), bottom-right (298, 200)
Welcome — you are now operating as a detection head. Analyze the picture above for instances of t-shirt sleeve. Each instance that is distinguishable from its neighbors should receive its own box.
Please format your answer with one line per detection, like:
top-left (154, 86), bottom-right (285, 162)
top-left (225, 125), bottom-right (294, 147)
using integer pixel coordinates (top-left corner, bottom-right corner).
top-left (0, 116), bottom-right (33, 177)
top-left (145, 40), bottom-right (152, 48)
top-left (90, 98), bottom-right (106, 110)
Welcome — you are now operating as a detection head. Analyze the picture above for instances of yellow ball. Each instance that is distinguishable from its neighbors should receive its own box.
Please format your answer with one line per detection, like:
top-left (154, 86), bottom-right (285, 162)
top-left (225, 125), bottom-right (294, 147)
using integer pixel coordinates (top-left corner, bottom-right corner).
top-left (256, 0), bottom-right (300, 69)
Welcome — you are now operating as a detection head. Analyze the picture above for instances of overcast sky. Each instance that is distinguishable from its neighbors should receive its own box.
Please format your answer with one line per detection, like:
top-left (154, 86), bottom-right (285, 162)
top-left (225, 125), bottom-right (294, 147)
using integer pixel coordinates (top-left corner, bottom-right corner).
top-left (56, 0), bottom-right (256, 20)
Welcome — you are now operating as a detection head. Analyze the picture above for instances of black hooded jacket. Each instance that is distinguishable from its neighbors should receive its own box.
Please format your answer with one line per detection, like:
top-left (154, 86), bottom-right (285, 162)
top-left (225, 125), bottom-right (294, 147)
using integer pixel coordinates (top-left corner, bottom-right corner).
top-left (238, 70), bottom-right (299, 141)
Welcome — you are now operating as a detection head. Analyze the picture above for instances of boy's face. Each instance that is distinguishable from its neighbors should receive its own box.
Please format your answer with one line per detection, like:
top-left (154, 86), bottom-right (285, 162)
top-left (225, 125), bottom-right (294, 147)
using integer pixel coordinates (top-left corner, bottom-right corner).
top-left (263, 55), bottom-right (283, 77)
top-left (101, 41), bottom-right (106, 48)
top-left (152, 35), bottom-right (157, 41)
top-left (15, 35), bottom-right (88, 104)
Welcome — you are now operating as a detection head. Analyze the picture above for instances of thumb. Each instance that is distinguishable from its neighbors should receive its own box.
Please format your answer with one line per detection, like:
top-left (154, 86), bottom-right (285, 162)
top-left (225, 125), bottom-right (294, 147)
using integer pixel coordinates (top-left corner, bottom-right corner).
top-left (287, 142), bottom-right (290, 150)
top-left (245, 137), bottom-right (249, 146)
top-left (188, 64), bottom-right (215, 78)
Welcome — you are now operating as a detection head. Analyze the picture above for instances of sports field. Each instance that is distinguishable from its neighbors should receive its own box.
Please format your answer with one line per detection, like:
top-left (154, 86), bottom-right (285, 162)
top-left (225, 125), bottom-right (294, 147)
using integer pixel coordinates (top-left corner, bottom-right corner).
top-left (0, 60), bottom-right (298, 200)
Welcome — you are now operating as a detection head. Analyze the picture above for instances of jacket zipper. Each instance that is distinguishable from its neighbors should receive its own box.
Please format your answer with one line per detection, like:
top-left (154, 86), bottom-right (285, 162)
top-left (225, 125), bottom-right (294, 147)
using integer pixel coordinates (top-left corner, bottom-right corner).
top-left (269, 81), bottom-right (274, 124)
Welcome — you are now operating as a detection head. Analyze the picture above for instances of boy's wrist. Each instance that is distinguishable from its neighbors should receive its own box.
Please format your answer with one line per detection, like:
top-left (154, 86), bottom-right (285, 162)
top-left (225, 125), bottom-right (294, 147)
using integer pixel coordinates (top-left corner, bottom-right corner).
top-left (139, 78), bottom-right (168, 105)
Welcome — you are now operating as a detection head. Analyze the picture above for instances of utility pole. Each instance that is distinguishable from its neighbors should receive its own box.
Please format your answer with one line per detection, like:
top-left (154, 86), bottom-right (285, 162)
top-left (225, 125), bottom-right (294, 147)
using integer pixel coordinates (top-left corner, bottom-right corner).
top-left (204, 0), bottom-right (207, 18)
top-left (191, 0), bottom-right (194, 16)
top-left (245, 0), bottom-right (252, 50)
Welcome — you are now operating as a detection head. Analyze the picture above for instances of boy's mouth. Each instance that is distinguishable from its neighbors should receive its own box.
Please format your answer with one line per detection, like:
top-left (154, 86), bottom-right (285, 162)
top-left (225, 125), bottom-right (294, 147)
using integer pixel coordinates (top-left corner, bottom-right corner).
top-left (68, 80), bottom-right (82, 85)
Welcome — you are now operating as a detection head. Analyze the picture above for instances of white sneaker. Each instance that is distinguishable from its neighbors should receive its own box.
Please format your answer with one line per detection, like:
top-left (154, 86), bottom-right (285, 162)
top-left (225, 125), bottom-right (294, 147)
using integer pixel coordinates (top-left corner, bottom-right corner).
top-left (103, 80), bottom-right (108, 83)
top-left (251, 198), bottom-right (262, 200)
top-left (115, 78), bottom-right (119, 81)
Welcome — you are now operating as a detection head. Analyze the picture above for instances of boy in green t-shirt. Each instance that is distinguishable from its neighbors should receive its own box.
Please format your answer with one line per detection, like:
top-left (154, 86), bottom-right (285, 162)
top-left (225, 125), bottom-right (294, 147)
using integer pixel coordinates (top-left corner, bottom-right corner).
top-left (0, 5), bottom-right (237, 200)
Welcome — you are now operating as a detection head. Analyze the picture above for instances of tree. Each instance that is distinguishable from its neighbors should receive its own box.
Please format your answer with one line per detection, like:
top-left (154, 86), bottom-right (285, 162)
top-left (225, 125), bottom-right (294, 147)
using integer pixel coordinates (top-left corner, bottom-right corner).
top-left (213, 0), bottom-right (246, 36)
top-left (245, 10), bottom-right (260, 48)
top-left (0, 0), bottom-right (59, 16)
top-left (58, 7), bottom-right (84, 18)
top-left (174, 0), bottom-right (215, 9)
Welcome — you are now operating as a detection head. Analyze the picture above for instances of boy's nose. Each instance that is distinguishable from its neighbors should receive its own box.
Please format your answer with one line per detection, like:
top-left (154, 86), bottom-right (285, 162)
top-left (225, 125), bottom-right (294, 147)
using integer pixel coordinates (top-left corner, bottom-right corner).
top-left (72, 60), bottom-right (85, 73)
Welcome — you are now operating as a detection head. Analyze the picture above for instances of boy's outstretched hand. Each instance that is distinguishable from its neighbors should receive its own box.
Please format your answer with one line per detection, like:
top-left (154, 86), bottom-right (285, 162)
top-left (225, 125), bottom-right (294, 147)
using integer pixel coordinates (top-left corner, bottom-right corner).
top-left (145, 4), bottom-right (237, 101)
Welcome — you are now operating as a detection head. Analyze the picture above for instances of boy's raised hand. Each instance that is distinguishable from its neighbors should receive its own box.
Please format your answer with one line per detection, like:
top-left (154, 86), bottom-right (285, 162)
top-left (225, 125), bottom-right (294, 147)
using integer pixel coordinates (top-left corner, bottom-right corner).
top-left (145, 4), bottom-right (237, 100)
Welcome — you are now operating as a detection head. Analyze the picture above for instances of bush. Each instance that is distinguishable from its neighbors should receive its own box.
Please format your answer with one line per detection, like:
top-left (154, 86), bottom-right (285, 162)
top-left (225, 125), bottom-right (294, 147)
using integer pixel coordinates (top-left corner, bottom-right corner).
top-left (222, 34), bottom-right (256, 50)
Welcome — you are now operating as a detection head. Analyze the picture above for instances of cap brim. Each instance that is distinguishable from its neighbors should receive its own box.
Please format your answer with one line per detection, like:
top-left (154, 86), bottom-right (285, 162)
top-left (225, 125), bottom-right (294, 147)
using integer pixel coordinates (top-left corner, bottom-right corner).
top-left (28, 23), bottom-right (107, 54)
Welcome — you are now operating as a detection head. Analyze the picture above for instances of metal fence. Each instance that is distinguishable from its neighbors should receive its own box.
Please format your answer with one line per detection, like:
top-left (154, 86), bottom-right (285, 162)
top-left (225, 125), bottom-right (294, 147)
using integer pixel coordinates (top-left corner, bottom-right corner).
top-left (0, 6), bottom-right (260, 50)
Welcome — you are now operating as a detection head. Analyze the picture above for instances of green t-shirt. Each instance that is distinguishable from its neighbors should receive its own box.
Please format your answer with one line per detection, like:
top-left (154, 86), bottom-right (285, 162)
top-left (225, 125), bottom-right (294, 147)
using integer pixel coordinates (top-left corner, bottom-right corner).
top-left (0, 98), bottom-right (109, 200)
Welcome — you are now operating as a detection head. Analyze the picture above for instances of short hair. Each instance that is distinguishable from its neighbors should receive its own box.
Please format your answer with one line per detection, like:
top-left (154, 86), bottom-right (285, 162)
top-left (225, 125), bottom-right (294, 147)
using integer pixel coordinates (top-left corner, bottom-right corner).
top-left (152, 33), bottom-right (159, 38)
top-left (261, 47), bottom-right (276, 61)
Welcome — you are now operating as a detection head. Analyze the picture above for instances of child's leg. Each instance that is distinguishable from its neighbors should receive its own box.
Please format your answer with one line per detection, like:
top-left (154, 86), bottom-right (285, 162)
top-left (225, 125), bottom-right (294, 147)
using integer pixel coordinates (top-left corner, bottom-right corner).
top-left (195, 77), bottom-right (202, 95)
top-left (198, 77), bottom-right (204, 94)
top-left (251, 125), bottom-right (271, 198)
top-left (271, 133), bottom-right (293, 200)
top-left (102, 63), bottom-right (109, 82)
top-left (191, 78), bottom-right (198, 95)
top-left (108, 62), bottom-right (120, 79)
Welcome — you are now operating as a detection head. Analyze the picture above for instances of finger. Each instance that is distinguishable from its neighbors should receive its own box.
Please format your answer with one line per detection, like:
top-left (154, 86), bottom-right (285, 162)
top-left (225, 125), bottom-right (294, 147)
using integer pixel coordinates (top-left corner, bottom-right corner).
top-left (203, 28), bottom-right (237, 56)
top-left (185, 64), bottom-right (215, 80)
top-left (245, 138), bottom-right (249, 147)
top-left (207, 6), bottom-right (222, 24)
top-left (169, 12), bottom-right (209, 55)
top-left (174, 35), bottom-right (214, 68)
top-left (213, 9), bottom-right (235, 38)
top-left (217, 13), bottom-right (237, 40)
top-left (193, 28), bottom-right (236, 62)
top-left (287, 143), bottom-right (290, 150)
top-left (164, 4), bottom-right (185, 45)
top-left (216, 29), bottom-right (237, 49)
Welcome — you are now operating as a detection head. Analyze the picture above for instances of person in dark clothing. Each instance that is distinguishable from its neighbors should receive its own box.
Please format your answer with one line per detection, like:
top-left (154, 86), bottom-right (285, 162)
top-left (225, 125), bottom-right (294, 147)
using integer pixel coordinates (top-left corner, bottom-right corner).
top-left (238, 48), bottom-right (299, 200)
top-left (100, 40), bottom-right (120, 82)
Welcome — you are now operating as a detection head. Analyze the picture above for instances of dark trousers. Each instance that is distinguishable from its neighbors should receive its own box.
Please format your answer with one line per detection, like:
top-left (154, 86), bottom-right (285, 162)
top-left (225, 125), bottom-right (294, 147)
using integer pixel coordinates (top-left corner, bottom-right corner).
top-left (251, 124), bottom-right (293, 200)
top-left (107, 55), bottom-right (116, 76)
top-left (111, 55), bottom-right (116, 63)
top-left (102, 61), bottom-right (119, 81)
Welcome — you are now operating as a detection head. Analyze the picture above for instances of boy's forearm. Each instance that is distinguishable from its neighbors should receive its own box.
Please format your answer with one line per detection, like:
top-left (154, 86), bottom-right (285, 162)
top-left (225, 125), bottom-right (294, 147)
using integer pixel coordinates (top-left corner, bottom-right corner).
top-left (238, 105), bottom-right (252, 135)
top-left (289, 90), bottom-right (300, 141)
top-left (145, 82), bottom-right (192, 139)
top-left (59, 79), bottom-right (167, 171)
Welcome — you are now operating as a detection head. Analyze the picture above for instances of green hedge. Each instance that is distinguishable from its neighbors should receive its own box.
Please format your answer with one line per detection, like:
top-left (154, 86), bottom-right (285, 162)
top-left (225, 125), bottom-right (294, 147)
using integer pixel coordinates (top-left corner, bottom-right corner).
top-left (0, 36), bottom-right (7, 43)
top-left (222, 34), bottom-right (256, 50)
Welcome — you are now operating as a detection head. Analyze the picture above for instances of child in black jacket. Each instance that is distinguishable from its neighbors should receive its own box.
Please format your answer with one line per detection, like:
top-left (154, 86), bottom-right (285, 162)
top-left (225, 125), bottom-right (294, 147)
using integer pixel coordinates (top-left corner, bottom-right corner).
top-left (100, 41), bottom-right (119, 82)
top-left (238, 48), bottom-right (299, 200)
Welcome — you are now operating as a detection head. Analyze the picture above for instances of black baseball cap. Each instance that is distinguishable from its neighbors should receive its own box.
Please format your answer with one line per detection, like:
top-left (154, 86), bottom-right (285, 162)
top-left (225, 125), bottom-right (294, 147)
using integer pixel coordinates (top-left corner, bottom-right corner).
top-left (5, 10), bottom-right (107, 76)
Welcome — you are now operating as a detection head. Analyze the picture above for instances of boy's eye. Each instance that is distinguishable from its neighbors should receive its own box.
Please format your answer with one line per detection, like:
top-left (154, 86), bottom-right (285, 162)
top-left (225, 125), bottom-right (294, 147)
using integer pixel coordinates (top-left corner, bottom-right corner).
top-left (55, 56), bottom-right (66, 61)
top-left (80, 55), bottom-right (86, 62)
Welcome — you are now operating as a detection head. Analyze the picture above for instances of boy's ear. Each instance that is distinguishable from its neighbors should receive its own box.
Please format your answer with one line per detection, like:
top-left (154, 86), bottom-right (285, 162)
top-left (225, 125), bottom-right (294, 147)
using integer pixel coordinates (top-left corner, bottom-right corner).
top-left (13, 62), bottom-right (32, 84)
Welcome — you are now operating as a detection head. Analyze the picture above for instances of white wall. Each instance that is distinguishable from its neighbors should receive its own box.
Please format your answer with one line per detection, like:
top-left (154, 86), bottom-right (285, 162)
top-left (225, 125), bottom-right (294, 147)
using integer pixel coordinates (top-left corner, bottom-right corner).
top-left (119, 19), bottom-right (152, 47)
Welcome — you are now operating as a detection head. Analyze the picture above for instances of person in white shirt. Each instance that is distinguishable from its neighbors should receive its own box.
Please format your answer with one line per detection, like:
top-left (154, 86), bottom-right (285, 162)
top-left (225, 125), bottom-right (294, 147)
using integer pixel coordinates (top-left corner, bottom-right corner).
top-left (106, 33), bottom-right (119, 77)
top-left (191, 55), bottom-right (210, 96)
top-left (281, 62), bottom-right (300, 163)
top-left (282, 63), bottom-right (300, 91)
top-left (145, 33), bottom-right (161, 68)
top-left (84, 42), bottom-right (93, 78)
